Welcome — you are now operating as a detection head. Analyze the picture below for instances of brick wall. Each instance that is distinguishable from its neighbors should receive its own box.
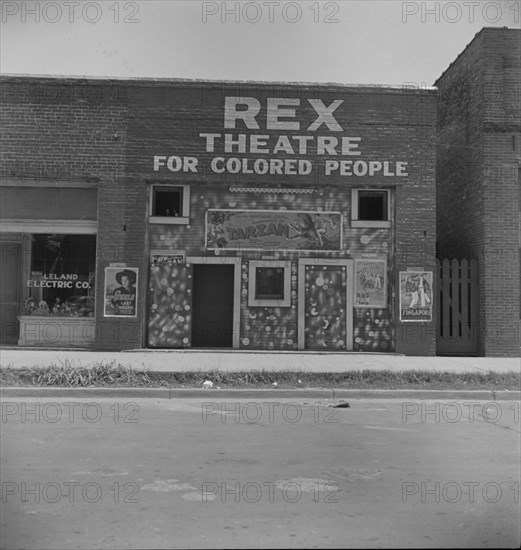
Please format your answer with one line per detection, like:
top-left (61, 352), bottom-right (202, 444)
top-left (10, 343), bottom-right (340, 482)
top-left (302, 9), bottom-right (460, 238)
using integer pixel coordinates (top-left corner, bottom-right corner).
top-left (130, 81), bottom-right (437, 355)
top-left (0, 76), bottom-right (148, 350)
top-left (1, 76), bottom-right (437, 354)
top-left (436, 28), bottom-right (521, 356)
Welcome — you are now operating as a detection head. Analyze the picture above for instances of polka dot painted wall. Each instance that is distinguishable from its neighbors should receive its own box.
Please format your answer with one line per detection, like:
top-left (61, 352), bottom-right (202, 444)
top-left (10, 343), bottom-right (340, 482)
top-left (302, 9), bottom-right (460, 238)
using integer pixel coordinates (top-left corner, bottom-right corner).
top-left (147, 185), bottom-right (393, 350)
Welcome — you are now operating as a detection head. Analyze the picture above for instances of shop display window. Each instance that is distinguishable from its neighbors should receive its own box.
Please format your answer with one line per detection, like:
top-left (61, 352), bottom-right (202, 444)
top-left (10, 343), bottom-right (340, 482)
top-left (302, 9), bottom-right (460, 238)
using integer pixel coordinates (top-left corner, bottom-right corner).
top-left (248, 261), bottom-right (291, 307)
top-left (351, 189), bottom-right (391, 228)
top-left (23, 234), bottom-right (96, 317)
top-left (149, 184), bottom-right (190, 224)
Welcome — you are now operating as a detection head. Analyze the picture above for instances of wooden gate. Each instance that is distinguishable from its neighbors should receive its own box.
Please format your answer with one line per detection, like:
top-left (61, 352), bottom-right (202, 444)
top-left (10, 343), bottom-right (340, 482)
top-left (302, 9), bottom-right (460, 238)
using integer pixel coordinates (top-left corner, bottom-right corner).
top-left (437, 259), bottom-right (479, 355)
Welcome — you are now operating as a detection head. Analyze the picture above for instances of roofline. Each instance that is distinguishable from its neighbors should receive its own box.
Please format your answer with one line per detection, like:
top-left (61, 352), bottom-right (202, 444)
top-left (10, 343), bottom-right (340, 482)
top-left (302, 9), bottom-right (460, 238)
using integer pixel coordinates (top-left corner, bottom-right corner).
top-left (435, 26), bottom-right (520, 86)
top-left (0, 73), bottom-right (437, 92)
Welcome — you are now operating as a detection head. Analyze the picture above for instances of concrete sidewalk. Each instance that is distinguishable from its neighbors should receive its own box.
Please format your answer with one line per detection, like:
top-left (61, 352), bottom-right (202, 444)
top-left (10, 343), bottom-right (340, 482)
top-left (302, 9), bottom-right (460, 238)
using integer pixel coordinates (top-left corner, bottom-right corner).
top-left (0, 348), bottom-right (519, 373)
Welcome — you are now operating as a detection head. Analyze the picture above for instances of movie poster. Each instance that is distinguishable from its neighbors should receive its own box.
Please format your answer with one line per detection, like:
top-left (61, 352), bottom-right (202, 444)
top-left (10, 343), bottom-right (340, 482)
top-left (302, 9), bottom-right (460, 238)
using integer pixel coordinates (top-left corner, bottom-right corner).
top-left (354, 259), bottom-right (387, 308)
top-left (104, 267), bottom-right (138, 318)
top-left (399, 271), bottom-right (433, 322)
top-left (206, 209), bottom-right (342, 251)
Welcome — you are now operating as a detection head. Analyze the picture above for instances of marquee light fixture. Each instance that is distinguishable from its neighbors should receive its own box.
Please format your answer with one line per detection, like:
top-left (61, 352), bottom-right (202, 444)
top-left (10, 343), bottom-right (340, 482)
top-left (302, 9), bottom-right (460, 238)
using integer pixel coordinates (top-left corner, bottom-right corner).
top-left (228, 187), bottom-right (315, 194)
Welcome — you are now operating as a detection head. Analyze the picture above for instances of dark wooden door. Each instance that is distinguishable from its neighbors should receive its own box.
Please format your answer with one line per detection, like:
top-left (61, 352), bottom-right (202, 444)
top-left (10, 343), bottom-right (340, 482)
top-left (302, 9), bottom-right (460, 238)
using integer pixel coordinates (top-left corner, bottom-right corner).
top-left (191, 264), bottom-right (234, 347)
top-left (0, 239), bottom-right (22, 345)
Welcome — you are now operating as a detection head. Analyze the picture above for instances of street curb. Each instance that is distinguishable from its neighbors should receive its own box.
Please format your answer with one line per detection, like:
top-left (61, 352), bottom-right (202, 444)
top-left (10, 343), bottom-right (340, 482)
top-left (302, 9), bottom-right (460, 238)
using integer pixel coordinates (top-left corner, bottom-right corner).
top-left (1, 387), bottom-right (519, 400)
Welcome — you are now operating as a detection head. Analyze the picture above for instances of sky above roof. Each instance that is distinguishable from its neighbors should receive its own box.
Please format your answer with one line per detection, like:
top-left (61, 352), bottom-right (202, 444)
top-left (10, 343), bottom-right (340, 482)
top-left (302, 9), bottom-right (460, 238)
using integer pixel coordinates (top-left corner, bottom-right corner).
top-left (1, 1), bottom-right (519, 86)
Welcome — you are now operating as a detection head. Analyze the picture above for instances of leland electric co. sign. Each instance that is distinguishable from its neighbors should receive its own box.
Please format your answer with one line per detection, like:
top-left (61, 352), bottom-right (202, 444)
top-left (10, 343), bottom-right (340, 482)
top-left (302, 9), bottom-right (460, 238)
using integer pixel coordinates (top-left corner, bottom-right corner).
top-left (153, 96), bottom-right (409, 179)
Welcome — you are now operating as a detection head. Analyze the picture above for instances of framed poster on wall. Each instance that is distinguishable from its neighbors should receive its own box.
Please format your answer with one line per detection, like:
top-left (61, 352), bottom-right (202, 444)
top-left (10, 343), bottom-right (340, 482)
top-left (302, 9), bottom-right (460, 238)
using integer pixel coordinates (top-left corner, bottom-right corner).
top-left (399, 271), bottom-right (433, 322)
top-left (354, 258), bottom-right (387, 308)
top-left (206, 209), bottom-right (342, 252)
top-left (104, 267), bottom-right (138, 318)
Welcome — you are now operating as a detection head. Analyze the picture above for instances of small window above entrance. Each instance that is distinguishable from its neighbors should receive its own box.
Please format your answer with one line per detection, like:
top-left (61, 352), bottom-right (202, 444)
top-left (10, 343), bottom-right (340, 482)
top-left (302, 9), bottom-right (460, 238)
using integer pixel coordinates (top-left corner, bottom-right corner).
top-left (351, 189), bottom-right (391, 228)
top-left (149, 184), bottom-right (190, 224)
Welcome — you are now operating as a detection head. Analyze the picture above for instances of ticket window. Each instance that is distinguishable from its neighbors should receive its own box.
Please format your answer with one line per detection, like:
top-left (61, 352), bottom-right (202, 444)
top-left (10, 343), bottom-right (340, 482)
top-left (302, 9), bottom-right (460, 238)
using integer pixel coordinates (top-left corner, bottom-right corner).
top-left (153, 187), bottom-right (182, 217)
top-left (149, 184), bottom-right (190, 224)
top-left (23, 234), bottom-right (96, 317)
top-left (248, 261), bottom-right (291, 307)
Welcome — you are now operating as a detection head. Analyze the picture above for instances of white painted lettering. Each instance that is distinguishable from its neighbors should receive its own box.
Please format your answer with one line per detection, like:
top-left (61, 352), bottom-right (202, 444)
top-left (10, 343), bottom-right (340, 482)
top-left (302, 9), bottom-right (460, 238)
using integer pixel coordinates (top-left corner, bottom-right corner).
top-left (224, 134), bottom-right (247, 153)
top-left (153, 156), bottom-right (167, 171)
top-left (317, 136), bottom-right (338, 155)
top-left (341, 137), bottom-right (361, 156)
top-left (266, 98), bottom-right (300, 130)
top-left (307, 99), bottom-right (344, 132)
top-left (224, 97), bottom-right (261, 129)
top-left (273, 135), bottom-right (295, 155)
top-left (200, 133), bottom-right (221, 152)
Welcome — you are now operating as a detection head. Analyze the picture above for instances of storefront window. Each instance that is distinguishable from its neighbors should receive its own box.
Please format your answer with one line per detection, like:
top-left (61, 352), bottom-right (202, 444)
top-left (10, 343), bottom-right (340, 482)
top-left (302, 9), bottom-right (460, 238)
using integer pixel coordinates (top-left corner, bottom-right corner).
top-left (24, 234), bottom-right (96, 317)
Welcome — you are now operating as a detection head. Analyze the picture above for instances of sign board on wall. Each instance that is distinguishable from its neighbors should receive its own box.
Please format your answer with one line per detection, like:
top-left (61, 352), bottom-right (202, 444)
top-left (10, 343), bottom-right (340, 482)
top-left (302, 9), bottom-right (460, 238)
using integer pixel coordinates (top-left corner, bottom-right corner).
top-left (354, 259), bottom-right (387, 308)
top-left (206, 209), bottom-right (342, 251)
top-left (26, 273), bottom-right (90, 290)
top-left (399, 271), bottom-right (433, 322)
top-left (104, 267), bottom-right (138, 318)
top-left (152, 252), bottom-right (185, 265)
top-left (150, 94), bottom-right (411, 182)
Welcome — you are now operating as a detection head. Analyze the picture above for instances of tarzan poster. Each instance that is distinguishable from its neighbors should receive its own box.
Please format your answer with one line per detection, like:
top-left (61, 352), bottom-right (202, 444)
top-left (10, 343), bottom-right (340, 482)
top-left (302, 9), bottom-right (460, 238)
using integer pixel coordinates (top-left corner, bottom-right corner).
top-left (206, 209), bottom-right (342, 251)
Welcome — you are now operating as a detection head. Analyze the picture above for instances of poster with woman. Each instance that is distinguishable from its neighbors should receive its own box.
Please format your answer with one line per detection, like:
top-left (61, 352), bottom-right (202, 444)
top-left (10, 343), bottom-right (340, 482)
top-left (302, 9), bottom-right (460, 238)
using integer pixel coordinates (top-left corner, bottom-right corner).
top-left (354, 259), bottom-right (387, 308)
top-left (104, 267), bottom-right (138, 317)
top-left (399, 271), bottom-right (433, 322)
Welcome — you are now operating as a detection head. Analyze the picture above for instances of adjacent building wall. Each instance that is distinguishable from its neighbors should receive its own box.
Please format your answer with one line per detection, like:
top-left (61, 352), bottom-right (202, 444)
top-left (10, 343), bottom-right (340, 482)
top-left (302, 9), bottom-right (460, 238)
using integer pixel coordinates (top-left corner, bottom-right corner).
top-left (436, 28), bottom-right (521, 356)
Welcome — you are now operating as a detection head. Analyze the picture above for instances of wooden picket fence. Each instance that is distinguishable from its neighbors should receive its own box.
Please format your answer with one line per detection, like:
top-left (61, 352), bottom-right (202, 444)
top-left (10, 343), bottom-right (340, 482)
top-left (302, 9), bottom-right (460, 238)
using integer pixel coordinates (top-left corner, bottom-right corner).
top-left (436, 259), bottom-right (479, 355)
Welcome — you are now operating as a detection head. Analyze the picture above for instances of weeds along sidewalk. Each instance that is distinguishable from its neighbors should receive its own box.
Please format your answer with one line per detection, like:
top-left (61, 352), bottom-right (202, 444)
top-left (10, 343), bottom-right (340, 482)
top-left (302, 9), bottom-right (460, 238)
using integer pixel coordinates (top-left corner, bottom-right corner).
top-left (0, 362), bottom-right (520, 393)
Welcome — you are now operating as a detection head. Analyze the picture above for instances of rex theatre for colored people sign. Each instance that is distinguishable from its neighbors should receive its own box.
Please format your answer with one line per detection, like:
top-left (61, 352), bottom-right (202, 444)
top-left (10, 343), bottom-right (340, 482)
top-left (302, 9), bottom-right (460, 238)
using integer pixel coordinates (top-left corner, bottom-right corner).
top-left (152, 95), bottom-right (410, 183)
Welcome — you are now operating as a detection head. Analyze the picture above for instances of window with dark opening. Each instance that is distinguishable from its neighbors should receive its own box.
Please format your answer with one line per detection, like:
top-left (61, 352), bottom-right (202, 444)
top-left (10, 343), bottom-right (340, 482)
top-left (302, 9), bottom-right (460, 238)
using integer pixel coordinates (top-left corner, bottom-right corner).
top-left (255, 267), bottom-right (285, 300)
top-left (152, 187), bottom-right (183, 217)
top-left (358, 190), bottom-right (388, 221)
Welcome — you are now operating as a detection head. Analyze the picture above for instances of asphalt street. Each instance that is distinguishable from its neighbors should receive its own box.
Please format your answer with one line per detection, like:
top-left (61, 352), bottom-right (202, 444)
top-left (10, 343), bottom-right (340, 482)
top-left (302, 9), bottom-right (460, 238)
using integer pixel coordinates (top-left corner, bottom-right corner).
top-left (1, 397), bottom-right (520, 549)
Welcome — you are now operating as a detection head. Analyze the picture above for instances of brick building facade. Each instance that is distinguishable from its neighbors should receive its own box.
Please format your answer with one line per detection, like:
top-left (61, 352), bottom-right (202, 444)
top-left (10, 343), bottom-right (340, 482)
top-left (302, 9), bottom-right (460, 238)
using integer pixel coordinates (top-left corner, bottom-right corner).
top-left (0, 75), bottom-right (437, 355)
top-left (436, 27), bottom-right (521, 357)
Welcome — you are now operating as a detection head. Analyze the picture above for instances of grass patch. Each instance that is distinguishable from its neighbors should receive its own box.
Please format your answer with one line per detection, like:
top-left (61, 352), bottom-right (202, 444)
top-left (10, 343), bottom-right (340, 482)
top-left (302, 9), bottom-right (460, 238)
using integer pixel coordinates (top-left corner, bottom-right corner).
top-left (0, 360), bottom-right (520, 390)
